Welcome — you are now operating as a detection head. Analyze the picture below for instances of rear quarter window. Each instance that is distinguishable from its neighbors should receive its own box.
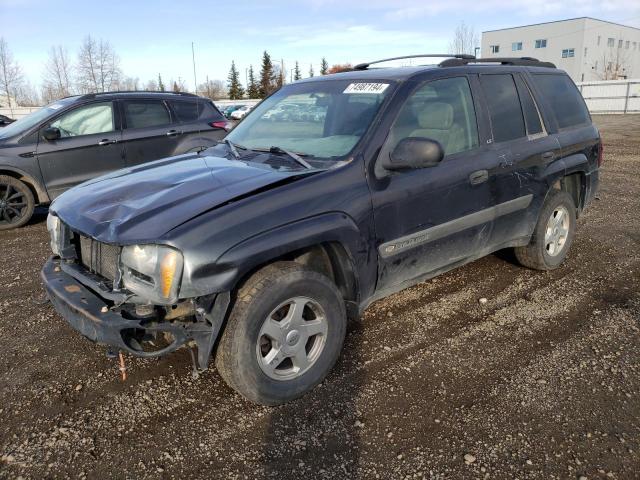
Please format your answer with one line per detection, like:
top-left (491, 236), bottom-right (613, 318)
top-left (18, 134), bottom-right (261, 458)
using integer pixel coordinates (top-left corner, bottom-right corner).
top-left (170, 100), bottom-right (223, 122)
top-left (531, 74), bottom-right (590, 129)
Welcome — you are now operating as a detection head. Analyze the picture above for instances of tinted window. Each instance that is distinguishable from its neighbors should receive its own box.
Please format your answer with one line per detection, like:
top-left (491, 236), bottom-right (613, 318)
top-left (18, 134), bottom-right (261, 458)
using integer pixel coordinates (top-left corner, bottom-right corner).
top-left (384, 77), bottom-right (479, 157)
top-left (515, 77), bottom-right (543, 135)
top-left (170, 100), bottom-right (222, 122)
top-left (531, 74), bottom-right (590, 129)
top-left (123, 100), bottom-right (171, 129)
top-left (480, 74), bottom-right (526, 143)
top-left (49, 102), bottom-right (114, 137)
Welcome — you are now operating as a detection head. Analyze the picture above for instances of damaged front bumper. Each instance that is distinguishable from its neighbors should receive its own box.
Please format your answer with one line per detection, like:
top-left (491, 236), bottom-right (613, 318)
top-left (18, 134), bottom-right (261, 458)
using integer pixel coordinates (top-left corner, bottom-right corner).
top-left (41, 256), bottom-right (229, 370)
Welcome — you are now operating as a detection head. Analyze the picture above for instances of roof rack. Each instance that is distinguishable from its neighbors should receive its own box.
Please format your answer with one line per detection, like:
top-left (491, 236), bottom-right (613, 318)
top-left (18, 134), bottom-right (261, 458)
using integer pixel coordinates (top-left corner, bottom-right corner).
top-left (77, 90), bottom-right (198, 100)
top-left (439, 56), bottom-right (556, 68)
top-left (354, 54), bottom-right (475, 70)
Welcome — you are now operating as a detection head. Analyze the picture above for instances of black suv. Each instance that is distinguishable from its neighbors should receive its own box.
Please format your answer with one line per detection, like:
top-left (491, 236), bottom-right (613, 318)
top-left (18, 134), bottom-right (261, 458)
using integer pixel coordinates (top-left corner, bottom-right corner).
top-left (0, 91), bottom-right (229, 229)
top-left (42, 55), bottom-right (601, 405)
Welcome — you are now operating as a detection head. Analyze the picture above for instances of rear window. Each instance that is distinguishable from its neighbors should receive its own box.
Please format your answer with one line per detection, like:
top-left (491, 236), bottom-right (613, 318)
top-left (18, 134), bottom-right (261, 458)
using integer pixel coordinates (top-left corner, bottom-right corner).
top-left (480, 74), bottom-right (526, 143)
top-left (170, 100), bottom-right (222, 123)
top-left (531, 74), bottom-right (590, 129)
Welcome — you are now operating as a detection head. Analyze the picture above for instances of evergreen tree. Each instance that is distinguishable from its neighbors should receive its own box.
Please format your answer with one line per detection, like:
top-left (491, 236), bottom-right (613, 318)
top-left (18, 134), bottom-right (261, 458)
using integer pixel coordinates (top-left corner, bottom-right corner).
top-left (172, 81), bottom-right (179, 92)
top-left (259, 51), bottom-right (276, 98)
top-left (309, 64), bottom-right (314, 78)
top-left (293, 61), bottom-right (301, 81)
top-left (227, 60), bottom-right (245, 100)
top-left (247, 65), bottom-right (260, 99)
top-left (320, 57), bottom-right (328, 75)
top-left (157, 73), bottom-right (165, 91)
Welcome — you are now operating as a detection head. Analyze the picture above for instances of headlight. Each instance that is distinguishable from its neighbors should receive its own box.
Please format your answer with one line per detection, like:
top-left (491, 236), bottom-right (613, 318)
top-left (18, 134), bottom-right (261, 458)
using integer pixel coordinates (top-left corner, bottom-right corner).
top-left (46, 213), bottom-right (62, 256)
top-left (120, 245), bottom-right (184, 304)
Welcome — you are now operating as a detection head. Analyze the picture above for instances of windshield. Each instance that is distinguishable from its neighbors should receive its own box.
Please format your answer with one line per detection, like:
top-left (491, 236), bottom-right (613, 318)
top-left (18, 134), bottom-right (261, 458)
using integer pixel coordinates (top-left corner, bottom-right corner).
top-left (0, 97), bottom-right (79, 140)
top-left (226, 79), bottom-right (394, 161)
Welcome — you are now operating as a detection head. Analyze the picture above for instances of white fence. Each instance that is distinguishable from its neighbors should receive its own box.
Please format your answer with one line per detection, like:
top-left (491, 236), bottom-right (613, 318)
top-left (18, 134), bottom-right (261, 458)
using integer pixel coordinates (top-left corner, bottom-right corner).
top-left (575, 79), bottom-right (640, 114)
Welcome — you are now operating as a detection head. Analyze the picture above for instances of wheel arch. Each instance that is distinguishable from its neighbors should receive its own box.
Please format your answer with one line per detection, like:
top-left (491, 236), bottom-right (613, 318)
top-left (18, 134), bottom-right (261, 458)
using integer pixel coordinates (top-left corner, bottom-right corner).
top-left (0, 166), bottom-right (49, 204)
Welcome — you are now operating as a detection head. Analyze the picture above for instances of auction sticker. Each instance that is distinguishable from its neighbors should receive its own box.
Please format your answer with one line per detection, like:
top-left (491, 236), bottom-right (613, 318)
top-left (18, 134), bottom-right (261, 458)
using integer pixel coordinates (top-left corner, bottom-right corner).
top-left (344, 83), bottom-right (389, 94)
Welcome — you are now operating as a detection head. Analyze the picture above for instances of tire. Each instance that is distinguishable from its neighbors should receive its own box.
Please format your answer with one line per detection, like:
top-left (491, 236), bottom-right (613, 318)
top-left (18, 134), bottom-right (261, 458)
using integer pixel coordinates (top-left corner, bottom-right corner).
top-left (0, 176), bottom-right (35, 231)
top-left (515, 189), bottom-right (576, 270)
top-left (215, 261), bottom-right (347, 405)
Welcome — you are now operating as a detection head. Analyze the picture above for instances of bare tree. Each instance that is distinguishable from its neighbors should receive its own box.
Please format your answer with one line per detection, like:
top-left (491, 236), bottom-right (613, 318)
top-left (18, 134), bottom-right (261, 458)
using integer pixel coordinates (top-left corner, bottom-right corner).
top-left (43, 45), bottom-right (73, 101)
top-left (144, 79), bottom-right (158, 91)
top-left (76, 35), bottom-right (121, 93)
top-left (448, 22), bottom-right (479, 56)
top-left (0, 37), bottom-right (24, 114)
top-left (593, 45), bottom-right (631, 80)
top-left (15, 82), bottom-right (40, 106)
top-left (198, 79), bottom-right (226, 100)
top-left (169, 78), bottom-right (186, 92)
top-left (118, 76), bottom-right (140, 90)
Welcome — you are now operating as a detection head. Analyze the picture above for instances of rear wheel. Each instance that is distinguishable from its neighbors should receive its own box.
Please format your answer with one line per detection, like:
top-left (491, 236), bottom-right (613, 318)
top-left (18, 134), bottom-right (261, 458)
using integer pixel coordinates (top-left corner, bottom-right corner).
top-left (0, 176), bottom-right (35, 230)
top-left (515, 190), bottom-right (576, 270)
top-left (215, 261), bottom-right (347, 405)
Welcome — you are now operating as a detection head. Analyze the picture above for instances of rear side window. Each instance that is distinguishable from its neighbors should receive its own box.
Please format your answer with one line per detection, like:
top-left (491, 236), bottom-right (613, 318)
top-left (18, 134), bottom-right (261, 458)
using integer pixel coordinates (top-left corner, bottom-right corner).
top-left (515, 77), bottom-right (544, 135)
top-left (170, 100), bottom-right (222, 122)
top-left (531, 74), bottom-right (590, 129)
top-left (480, 74), bottom-right (526, 143)
top-left (123, 100), bottom-right (171, 129)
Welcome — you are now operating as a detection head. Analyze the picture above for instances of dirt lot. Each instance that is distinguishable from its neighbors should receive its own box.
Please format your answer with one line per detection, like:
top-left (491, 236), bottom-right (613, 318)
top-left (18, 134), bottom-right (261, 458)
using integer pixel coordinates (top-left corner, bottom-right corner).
top-left (1, 115), bottom-right (639, 479)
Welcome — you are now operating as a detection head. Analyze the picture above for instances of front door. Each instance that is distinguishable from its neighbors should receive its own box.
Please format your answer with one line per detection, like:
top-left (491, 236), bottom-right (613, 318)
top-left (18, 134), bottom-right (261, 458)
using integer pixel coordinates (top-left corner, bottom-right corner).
top-left (368, 76), bottom-right (500, 291)
top-left (37, 101), bottom-right (124, 199)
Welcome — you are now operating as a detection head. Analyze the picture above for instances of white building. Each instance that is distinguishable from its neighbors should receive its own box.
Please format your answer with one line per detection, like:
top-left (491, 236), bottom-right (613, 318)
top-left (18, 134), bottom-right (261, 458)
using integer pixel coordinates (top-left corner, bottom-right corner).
top-left (481, 17), bottom-right (640, 82)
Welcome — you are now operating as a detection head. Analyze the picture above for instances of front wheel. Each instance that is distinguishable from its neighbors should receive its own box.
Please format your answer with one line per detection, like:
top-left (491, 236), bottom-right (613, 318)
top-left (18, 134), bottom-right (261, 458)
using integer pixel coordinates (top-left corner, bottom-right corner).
top-left (0, 176), bottom-right (35, 231)
top-left (215, 261), bottom-right (347, 405)
top-left (515, 189), bottom-right (577, 270)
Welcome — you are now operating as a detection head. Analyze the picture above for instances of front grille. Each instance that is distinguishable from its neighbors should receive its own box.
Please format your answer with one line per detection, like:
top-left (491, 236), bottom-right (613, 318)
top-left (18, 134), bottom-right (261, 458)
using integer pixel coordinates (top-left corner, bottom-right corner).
top-left (78, 236), bottom-right (121, 281)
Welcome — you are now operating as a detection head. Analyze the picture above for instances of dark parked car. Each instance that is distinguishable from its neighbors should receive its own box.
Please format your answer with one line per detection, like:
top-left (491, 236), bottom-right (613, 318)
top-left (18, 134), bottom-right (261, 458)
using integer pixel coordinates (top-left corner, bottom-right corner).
top-left (0, 114), bottom-right (15, 127)
top-left (42, 55), bottom-right (601, 405)
top-left (0, 91), bottom-right (229, 229)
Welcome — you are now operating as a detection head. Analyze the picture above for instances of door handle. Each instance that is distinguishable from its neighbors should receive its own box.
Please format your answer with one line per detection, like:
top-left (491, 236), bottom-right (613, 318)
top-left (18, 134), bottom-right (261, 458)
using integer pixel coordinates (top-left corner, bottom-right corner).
top-left (166, 130), bottom-right (180, 137)
top-left (469, 170), bottom-right (489, 185)
top-left (98, 139), bottom-right (117, 146)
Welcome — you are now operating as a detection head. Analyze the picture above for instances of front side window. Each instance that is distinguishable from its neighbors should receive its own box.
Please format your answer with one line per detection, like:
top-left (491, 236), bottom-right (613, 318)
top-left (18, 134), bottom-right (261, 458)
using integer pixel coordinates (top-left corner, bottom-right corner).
top-left (123, 100), bottom-right (171, 129)
top-left (530, 74), bottom-right (590, 129)
top-left (382, 76), bottom-right (479, 159)
top-left (535, 39), bottom-right (547, 48)
top-left (480, 74), bottom-right (526, 143)
top-left (227, 80), bottom-right (393, 160)
top-left (49, 102), bottom-right (114, 137)
top-left (512, 42), bottom-right (523, 51)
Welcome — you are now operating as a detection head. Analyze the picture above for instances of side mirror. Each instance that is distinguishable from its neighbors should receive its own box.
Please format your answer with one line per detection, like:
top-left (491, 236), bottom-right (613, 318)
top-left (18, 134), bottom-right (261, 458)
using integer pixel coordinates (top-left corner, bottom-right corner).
top-left (43, 127), bottom-right (61, 141)
top-left (382, 137), bottom-right (444, 171)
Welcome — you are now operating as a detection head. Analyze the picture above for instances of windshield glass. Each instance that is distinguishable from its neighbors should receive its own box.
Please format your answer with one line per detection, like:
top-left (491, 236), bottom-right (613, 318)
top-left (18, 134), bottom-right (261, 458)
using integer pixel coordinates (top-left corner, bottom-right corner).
top-left (226, 79), bottom-right (394, 161)
top-left (0, 97), bottom-right (79, 140)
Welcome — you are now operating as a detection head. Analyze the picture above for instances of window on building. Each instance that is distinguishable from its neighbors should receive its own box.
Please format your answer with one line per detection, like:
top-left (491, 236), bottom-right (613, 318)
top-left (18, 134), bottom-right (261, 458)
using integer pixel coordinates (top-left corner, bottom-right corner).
top-left (607, 38), bottom-right (615, 47)
top-left (584, 47), bottom-right (588, 57)
top-left (490, 45), bottom-right (500, 54)
top-left (531, 74), bottom-right (590, 129)
top-left (597, 36), bottom-right (601, 46)
top-left (535, 39), bottom-right (547, 49)
top-left (561, 48), bottom-right (575, 58)
top-left (480, 74), bottom-right (526, 143)
top-left (634, 42), bottom-right (637, 50)
top-left (625, 41), bottom-right (630, 49)
top-left (618, 39), bottom-right (623, 48)
top-left (512, 42), bottom-right (523, 51)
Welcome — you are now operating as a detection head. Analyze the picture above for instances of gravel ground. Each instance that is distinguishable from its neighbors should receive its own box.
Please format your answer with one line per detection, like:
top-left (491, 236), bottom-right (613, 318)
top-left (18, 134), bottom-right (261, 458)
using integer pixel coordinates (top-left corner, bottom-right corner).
top-left (1, 115), bottom-right (639, 480)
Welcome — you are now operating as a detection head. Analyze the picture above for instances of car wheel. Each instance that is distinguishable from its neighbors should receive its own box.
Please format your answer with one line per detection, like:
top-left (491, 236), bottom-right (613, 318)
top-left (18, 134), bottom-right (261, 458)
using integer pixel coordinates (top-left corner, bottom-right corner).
top-left (0, 175), bottom-right (35, 230)
top-left (215, 261), bottom-right (347, 405)
top-left (515, 189), bottom-right (576, 270)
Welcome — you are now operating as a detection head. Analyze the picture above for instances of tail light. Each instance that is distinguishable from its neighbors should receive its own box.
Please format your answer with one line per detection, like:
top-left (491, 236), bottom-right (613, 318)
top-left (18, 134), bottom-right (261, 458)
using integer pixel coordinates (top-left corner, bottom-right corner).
top-left (597, 140), bottom-right (604, 167)
top-left (210, 120), bottom-right (231, 131)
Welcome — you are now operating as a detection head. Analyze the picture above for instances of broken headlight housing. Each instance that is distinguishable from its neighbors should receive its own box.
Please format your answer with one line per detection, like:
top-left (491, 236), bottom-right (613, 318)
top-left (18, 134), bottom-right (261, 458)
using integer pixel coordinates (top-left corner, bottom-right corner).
top-left (120, 245), bottom-right (184, 305)
top-left (46, 213), bottom-right (62, 256)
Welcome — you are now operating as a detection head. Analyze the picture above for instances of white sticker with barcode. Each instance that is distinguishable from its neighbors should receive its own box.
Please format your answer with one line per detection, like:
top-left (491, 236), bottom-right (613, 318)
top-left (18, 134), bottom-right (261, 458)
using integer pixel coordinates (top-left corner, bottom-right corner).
top-left (343, 83), bottom-right (389, 94)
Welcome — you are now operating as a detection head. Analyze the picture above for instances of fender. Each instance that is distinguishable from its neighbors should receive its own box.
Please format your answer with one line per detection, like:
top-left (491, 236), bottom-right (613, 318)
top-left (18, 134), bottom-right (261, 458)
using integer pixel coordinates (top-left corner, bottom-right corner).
top-left (186, 212), bottom-right (370, 297)
top-left (0, 164), bottom-right (50, 203)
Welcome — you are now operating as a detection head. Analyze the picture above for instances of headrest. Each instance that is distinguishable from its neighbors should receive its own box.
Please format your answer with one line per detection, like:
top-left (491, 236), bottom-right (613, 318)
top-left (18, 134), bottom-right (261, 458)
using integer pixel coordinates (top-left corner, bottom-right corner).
top-left (415, 102), bottom-right (454, 130)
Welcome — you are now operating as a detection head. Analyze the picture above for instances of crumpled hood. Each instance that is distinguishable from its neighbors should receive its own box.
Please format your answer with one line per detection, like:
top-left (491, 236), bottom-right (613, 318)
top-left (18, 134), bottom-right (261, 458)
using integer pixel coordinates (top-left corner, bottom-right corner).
top-left (51, 154), bottom-right (305, 244)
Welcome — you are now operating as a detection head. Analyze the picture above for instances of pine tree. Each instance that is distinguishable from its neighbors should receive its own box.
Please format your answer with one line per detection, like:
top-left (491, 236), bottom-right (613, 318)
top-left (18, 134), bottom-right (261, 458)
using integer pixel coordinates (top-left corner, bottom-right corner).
top-left (293, 61), bottom-right (301, 81)
top-left (227, 61), bottom-right (245, 100)
top-left (259, 51), bottom-right (275, 98)
top-left (247, 65), bottom-right (260, 99)
top-left (309, 64), bottom-right (314, 78)
top-left (157, 73), bottom-right (165, 91)
top-left (320, 57), bottom-right (329, 75)
top-left (172, 81), bottom-right (179, 92)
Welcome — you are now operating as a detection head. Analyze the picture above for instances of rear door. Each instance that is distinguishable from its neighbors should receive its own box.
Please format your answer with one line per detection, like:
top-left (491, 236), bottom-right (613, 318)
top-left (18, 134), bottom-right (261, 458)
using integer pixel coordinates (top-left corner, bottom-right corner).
top-left (36, 101), bottom-right (124, 198)
top-left (120, 98), bottom-right (179, 167)
top-left (168, 99), bottom-right (228, 151)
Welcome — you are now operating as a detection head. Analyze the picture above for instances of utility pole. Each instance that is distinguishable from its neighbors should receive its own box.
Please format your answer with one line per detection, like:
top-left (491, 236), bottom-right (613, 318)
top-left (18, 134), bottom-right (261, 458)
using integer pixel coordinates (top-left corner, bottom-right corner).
top-left (191, 42), bottom-right (197, 94)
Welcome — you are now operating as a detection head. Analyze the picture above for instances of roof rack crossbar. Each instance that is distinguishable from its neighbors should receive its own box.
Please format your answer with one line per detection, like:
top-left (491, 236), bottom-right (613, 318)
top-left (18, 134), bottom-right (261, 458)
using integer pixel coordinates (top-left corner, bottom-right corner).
top-left (439, 57), bottom-right (556, 68)
top-left (354, 54), bottom-right (475, 70)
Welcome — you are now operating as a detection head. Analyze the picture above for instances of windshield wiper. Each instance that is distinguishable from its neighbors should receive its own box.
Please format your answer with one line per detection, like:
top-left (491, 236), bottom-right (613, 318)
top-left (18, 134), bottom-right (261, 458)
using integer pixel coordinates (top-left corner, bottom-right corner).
top-left (224, 139), bottom-right (242, 159)
top-left (267, 146), bottom-right (313, 170)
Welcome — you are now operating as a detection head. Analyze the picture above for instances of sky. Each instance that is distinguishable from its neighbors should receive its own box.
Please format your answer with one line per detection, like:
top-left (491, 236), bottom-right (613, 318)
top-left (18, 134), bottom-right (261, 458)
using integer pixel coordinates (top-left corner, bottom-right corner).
top-left (1, 0), bottom-right (639, 93)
